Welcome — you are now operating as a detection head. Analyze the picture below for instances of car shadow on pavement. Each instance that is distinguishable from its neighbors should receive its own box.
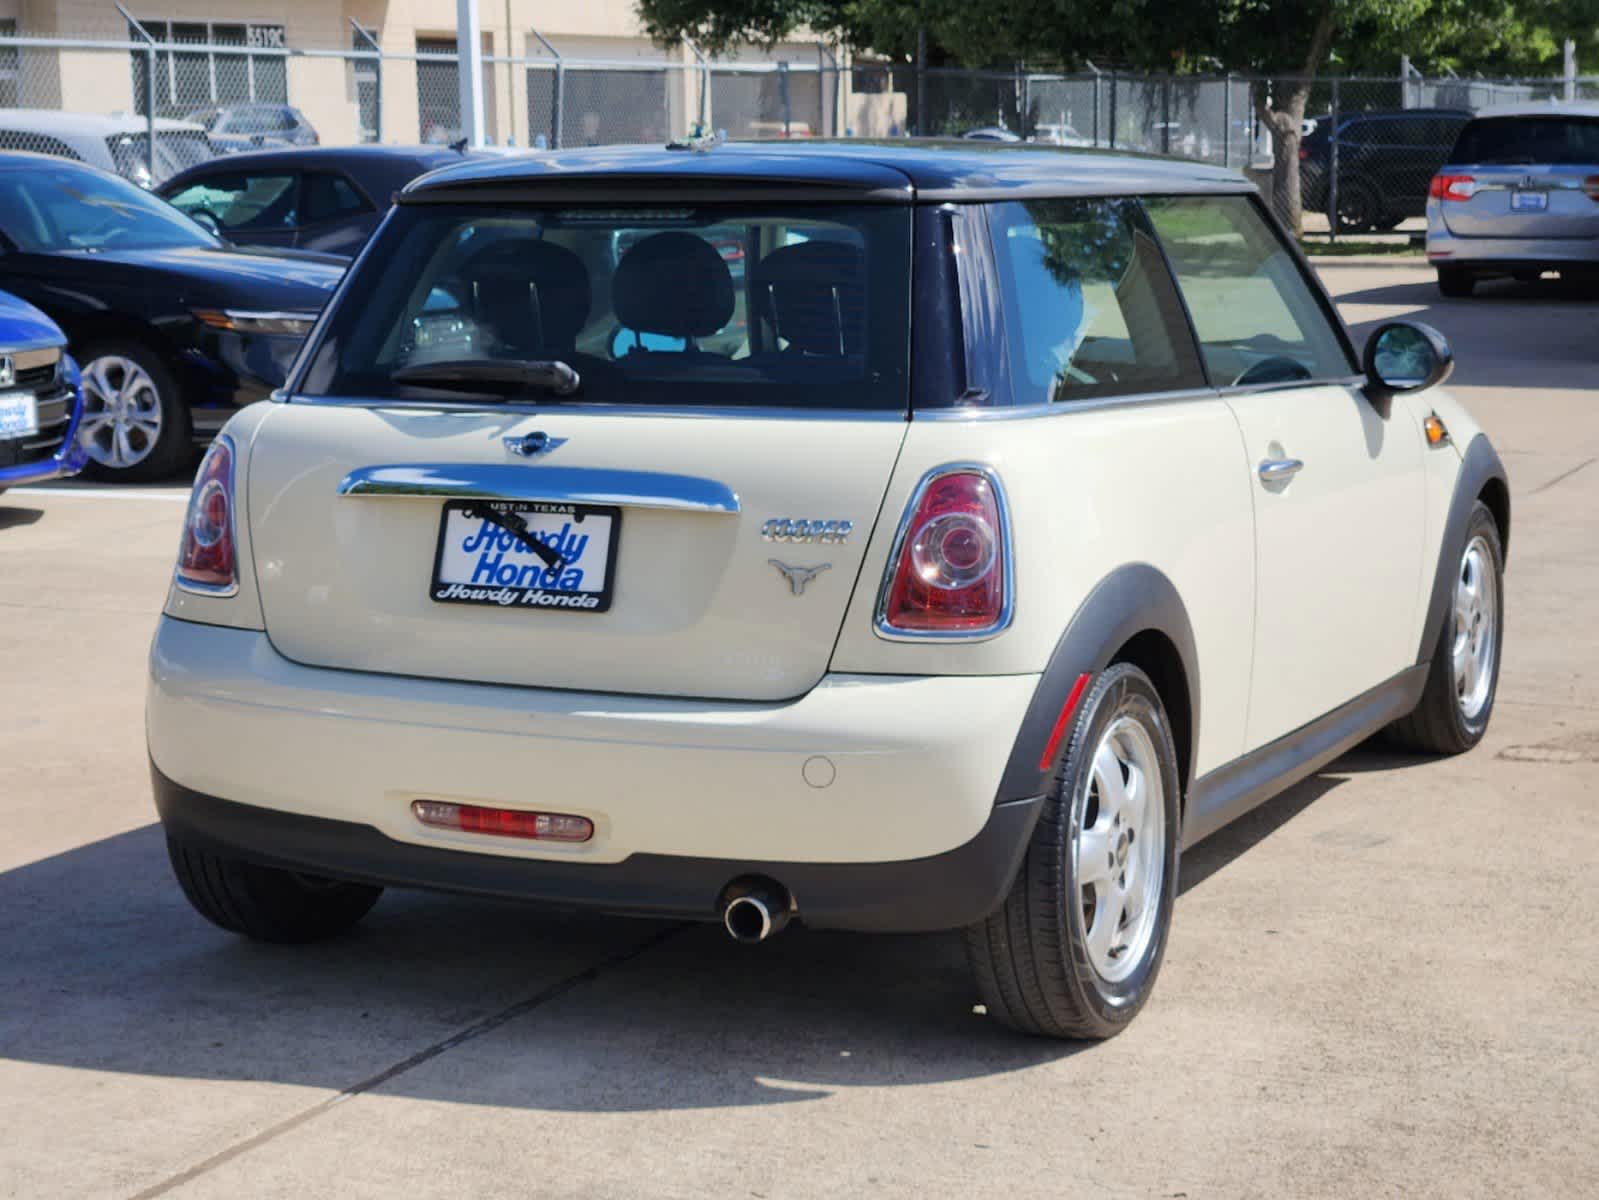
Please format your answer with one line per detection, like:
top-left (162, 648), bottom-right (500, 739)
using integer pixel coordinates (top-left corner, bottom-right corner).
top-left (0, 503), bottom-right (44, 530)
top-left (0, 823), bottom-right (1082, 1114)
top-left (1334, 273), bottom-right (1592, 310)
top-left (1, 754), bottom-right (1385, 1112)
top-left (1178, 773), bottom-right (1344, 896)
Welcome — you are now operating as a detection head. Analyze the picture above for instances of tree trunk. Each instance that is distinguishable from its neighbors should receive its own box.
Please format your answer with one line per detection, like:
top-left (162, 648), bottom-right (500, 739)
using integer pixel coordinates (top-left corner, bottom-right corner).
top-left (1251, 4), bottom-right (1337, 236)
top-left (1258, 89), bottom-right (1312, 233)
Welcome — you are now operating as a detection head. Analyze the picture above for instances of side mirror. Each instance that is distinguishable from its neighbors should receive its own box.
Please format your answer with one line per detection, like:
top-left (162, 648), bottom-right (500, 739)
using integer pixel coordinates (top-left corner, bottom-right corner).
top-left (1363, 320), bottom-right (1453, 399)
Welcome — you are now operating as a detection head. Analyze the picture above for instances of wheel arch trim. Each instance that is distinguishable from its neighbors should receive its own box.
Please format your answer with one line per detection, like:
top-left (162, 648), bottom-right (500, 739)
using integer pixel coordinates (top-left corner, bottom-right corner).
top-left (994, 563), bottom-right (1199, 807)
top-left (1418, 433), bottom-right (1509, 665)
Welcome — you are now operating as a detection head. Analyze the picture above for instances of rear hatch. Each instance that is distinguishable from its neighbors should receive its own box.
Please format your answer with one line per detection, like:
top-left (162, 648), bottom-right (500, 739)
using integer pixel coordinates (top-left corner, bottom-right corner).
top-left (1441, 113), bottom-right (1599, 238)
top-left (248, 186), bottom-right (914, 702)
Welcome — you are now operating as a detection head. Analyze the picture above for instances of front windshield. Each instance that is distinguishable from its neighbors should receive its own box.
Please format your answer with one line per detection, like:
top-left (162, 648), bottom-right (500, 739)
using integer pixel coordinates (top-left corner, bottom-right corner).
top-left (0, 160), bottom-right (218, 252)
top-left (296, 201), bottom-right (912, 411)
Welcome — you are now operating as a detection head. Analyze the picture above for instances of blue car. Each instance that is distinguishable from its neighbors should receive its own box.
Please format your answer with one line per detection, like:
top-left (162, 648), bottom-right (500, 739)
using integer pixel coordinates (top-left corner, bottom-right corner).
top-left (0, 288), bottom-right (85, 494)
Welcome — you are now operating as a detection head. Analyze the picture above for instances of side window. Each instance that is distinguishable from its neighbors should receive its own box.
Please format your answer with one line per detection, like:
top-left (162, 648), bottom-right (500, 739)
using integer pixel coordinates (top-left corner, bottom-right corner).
top-left (1340, 119), bottom-right (1372, 146)
top-left (1144, 195), bottom-right (1354, 388)
top-left (300, 174), bottom-right (370, 225)
top-left (0, 130), bottom-right (82, 162)
top-left (986, 198), bottom-right (1206, 404)
top-left (165, 172), bottom-right (299, 232)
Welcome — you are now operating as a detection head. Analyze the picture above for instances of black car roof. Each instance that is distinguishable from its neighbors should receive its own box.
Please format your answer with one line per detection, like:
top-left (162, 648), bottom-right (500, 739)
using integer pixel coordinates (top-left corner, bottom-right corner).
top-left (402, 139), bottom-right (1254, 204)
top-left (165, 144), bottom-right (464, 174)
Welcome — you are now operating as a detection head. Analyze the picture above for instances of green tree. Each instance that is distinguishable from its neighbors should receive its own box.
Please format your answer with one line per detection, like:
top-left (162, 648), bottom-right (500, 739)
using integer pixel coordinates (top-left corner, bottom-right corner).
top-left (639, 0), bottom-right (1599, 230)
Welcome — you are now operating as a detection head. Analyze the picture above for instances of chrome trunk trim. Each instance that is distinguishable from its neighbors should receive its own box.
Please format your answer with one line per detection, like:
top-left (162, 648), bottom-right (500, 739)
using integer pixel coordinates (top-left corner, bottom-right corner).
top-left (336, 464), bottom-right (741, 514)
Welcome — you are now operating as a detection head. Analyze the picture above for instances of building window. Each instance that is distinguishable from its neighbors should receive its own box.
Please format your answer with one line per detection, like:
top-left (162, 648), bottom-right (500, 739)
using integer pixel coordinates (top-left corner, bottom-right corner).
top-left (416, 38), bottom-right (459, 144)
top-left (129, 19), bottom-right (288, 118)
top-left (352, 27), bottom-right (379, 143)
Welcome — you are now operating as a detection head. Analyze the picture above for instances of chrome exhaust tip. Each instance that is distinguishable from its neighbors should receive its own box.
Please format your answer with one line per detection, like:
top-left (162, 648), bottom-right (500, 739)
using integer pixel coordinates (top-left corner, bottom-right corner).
top-left (719, 878), bottom-right (791, 944)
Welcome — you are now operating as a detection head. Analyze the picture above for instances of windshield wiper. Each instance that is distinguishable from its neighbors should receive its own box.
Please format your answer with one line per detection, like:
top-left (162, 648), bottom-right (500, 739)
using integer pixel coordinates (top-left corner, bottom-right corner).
top-left (392, 359), bottom-right (581, 397)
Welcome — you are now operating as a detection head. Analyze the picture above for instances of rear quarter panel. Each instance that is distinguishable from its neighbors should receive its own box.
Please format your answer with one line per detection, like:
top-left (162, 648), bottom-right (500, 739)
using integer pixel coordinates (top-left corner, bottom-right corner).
top-left (830, 398), bottom-right (1258, 778)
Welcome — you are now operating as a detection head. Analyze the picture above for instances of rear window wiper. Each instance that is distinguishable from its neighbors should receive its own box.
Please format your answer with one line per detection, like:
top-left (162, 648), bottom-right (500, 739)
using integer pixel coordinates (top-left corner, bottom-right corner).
top-left (461, 502), bottom-right (564, 572)
top-left (391, 359), bottom-right (581, 397)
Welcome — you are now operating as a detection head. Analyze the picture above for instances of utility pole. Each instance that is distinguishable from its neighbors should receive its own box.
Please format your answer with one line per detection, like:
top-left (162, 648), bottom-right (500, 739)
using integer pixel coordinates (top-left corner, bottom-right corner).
top-left (1564, 39), bottom-right (1577, 103)
top-left (456, 0), bottom-right (486, 147)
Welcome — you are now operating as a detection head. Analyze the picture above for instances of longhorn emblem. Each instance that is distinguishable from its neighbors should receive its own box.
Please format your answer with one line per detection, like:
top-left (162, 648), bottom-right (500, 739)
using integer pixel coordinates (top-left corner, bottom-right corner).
top-left (503, 431), bottom-right (567, 458)
top-left (768, 559), bottom-right (832, 596)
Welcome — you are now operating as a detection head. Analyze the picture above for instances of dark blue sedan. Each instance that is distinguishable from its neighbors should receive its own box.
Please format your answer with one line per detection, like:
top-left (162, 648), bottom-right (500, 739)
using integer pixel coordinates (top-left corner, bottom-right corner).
top-left (0, 287), bottom-right (84, 492)
top-left (158, 144), bottom-right (489, 257)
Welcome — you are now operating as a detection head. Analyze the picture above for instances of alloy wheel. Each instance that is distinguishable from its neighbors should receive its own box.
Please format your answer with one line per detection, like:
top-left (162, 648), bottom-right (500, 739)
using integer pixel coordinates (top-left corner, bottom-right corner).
top-left (1453, 533), bottom-right (1499, 721)
top-left (1074, 714), bottom-right (1167, 983)
top-left (79, 355), bottom-right (163, 470)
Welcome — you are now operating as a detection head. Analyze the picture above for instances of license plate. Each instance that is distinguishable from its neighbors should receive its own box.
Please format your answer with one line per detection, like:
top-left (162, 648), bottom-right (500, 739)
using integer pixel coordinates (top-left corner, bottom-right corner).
top-left (430, 499), bottom-right (620, 612)
top-left (1512, 190), bottom-right (1548, 212)
top-left (0, 391), bottom-right (37, 441)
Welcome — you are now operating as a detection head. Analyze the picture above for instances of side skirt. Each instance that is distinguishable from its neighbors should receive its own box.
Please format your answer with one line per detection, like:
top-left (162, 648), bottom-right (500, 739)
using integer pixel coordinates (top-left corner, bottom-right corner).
top-left (1181, 664), bottom-right (1428, 850)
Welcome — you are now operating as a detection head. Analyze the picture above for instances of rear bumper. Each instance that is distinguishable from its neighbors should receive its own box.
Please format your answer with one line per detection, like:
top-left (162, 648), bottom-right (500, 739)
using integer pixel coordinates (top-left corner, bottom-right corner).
top-left (147, 618), bottom-right (1044, 930)
top-left (1425, 220), bottom-right (1599, 270)
top-left (152, 766), bottom-right (1041, 931)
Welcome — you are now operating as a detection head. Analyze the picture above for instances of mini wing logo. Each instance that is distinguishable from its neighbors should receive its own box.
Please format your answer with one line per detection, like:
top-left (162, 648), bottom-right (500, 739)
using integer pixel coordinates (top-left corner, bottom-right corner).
top-left (503, 431), bottom-right (567, 458)
top-left (769, 560), bottom-right (831, 596)
top-left (0, 356), bottom-right (13, 389)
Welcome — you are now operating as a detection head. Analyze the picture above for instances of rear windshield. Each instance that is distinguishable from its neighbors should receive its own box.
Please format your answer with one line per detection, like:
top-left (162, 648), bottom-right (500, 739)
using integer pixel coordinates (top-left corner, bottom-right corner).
top-left (1451, 115), bottom-right (1599, 165)
top-left (296, 202), bottom-right (912, 411)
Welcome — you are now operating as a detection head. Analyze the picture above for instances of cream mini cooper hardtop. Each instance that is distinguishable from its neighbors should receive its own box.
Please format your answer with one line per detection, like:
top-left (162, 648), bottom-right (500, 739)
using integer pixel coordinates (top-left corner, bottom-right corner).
top-left (149, 141), bottom-right (1508, 1039)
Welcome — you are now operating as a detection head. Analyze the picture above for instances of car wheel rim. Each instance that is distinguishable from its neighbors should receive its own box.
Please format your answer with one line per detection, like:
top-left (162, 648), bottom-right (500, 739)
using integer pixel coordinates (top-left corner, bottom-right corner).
top-left (1074, 714), bottom-right (1166, 984)
top-left (1452, 534), bottom-right (1498, 721)
top-left (78, 355), bottom-right (162, 469)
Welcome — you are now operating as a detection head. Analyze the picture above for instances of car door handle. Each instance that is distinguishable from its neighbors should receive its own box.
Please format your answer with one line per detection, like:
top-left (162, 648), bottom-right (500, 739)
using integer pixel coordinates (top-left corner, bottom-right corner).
top-left (1257, 457), bottom-right (1305, 483)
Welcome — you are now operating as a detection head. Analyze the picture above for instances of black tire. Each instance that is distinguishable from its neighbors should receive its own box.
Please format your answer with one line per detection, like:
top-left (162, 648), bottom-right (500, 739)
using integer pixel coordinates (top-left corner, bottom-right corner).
top-left (1386, 501), bottom-right (1504, 755)
top-left (967, 663), bottom-right (1181, 1039)
top-left (1437, 267), bottom-right (1475, 298)
top-left (1330, 181), bottom-right (1381, 234)
top-left (77, 340), bottom-right (190, 483)
top-left (167, 836), bottom-right (382, 943)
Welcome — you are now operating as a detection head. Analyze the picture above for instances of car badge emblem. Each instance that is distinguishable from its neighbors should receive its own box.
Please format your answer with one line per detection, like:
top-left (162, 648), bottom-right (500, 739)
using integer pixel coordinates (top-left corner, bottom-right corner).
top-left (0, 356), bottom-right (13, 389)
top-left (503, 431), bottom-right (566, 458)
top-left (769, 560), bottom-right (831, 595)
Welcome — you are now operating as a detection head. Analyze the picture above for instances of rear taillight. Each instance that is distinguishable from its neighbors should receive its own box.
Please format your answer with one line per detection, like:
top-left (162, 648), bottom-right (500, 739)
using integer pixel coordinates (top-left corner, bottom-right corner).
top-left (876, 465), bottom-right (1012, 638)
top-left (1297, 145), bottom-right (1309, 161)
top-left (175, 436), bottom-right (237, 594)
top-left (1429, 173), bottom-right (1477, 202)
top-left (1583, 175), bottom-right (1599, 201)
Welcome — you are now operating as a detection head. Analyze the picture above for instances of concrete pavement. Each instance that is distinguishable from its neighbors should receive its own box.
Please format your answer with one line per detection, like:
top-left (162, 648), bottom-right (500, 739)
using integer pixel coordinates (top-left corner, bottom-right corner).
top-left (1, 258), bottom-right (1595, 1198)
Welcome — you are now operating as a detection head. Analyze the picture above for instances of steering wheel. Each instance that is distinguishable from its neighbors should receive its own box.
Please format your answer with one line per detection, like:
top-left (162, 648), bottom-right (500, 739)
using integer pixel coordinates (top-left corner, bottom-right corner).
top-left (1232, 356), bottom-right (1312, 388)
top-left (187, 209), bottom-right (223, 236)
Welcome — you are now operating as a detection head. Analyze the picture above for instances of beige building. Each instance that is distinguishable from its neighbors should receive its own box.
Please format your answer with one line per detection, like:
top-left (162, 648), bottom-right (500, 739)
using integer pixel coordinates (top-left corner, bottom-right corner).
top-left (0, 0), bottom-right (901, 151)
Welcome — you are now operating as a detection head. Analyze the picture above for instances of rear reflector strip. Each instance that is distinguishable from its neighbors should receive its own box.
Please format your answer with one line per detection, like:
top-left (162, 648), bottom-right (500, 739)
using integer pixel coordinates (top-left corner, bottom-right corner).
top-left (412, 800), bottom-right (594, 843)
top-left (1038, 673), bottom-right (1094, 772)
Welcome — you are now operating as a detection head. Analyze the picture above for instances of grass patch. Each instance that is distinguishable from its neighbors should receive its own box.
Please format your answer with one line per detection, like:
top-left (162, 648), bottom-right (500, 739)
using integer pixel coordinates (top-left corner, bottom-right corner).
top-left (1299, 238), bottom-right (1423, 257)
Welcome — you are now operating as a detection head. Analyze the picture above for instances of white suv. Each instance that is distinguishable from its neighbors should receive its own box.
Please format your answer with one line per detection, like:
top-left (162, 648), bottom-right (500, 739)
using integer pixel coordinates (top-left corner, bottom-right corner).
top-left (148, 142), bottom-right (1508, 1039)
